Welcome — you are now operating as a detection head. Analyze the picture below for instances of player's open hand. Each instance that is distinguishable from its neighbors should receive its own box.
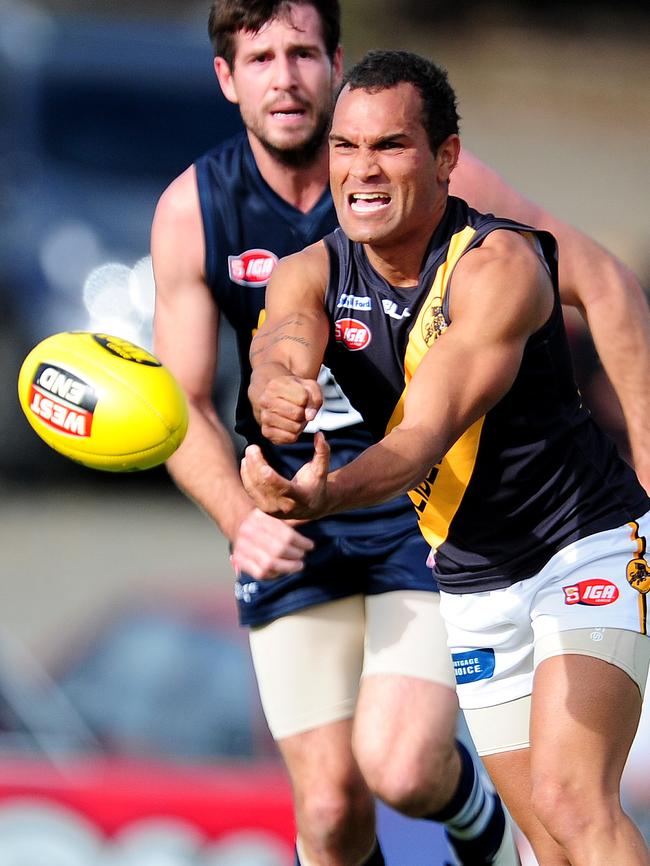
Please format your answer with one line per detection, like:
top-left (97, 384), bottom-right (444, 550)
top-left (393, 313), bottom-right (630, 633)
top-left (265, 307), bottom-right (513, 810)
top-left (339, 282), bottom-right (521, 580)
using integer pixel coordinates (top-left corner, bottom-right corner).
top-left (251, 374), bottom-right (323, 445)
top-left (230, 508), bottom-right (314, 580)
top-left (241, 432), bottom-right (331, 519)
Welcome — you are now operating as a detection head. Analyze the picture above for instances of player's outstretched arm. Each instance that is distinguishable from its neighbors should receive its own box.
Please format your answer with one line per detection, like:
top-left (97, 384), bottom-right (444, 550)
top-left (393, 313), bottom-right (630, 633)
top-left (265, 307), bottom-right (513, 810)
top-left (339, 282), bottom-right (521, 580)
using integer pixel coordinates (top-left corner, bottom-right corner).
top-left (242, 231), bottom-right (553, 519)
top-left (454, 150), bottom-right (650, 492)
top-left (248, 244), bottom-right (331, 444)
top-left (151, 167), bottom-right (313, 579)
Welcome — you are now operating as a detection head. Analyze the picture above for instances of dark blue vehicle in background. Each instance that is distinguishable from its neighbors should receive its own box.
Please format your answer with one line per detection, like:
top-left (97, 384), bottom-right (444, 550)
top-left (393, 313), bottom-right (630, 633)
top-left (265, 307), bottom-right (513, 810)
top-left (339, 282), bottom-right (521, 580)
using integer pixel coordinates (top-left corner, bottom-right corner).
top-left (0, 0), bottom-right (243, 476)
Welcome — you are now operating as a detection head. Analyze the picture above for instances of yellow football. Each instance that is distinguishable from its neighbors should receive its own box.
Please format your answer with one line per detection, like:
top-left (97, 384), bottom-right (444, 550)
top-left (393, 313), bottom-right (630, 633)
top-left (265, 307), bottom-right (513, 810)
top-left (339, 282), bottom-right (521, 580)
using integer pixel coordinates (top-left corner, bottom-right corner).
top-left (17, 332), bottom-right (188, 471)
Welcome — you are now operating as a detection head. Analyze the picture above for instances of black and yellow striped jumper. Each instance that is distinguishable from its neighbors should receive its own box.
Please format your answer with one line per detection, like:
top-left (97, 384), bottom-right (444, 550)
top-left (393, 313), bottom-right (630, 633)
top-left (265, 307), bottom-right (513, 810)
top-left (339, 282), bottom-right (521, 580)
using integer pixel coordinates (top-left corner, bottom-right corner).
top-left (323, 196), bottom-right (649, 594)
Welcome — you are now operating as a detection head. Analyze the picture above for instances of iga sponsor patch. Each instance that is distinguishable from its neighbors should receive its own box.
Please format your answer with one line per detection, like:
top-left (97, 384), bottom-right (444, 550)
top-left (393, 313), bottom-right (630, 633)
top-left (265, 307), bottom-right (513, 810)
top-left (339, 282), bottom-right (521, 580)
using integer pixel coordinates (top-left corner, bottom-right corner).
top-left (228, 249), bottom-right (278, 287)
top-left (28, 363), bottom-right (97, 437)
top-left (451, 648), bottom-right (495, 684)
top-left (563, 578), bottom-right (619, 606)
top-left (334, 318), bottom-right (372, 351)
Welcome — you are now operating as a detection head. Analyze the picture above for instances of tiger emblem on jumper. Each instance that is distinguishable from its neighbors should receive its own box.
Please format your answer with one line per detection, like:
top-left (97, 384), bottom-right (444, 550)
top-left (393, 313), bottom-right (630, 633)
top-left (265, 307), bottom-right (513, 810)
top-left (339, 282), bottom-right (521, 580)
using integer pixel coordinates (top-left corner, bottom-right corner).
top-left (421, 300), bottom-right (447, 347)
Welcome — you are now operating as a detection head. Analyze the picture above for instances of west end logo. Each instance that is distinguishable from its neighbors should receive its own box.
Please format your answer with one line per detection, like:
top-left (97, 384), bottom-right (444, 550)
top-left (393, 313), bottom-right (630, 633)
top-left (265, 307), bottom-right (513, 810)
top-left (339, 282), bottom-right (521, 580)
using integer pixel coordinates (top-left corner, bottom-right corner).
top-left (228, 249), bottom-right (278, 287)
top-left (28, 363), bottom-right (97, 437)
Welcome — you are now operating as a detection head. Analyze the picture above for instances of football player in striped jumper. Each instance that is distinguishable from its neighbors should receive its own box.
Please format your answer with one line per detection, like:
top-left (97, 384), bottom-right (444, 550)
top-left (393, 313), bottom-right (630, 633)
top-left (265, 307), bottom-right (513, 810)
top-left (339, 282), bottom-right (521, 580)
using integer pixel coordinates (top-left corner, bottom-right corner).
top-left (242, 49), bottom-right (650, 866)
top-left (152, 3), bottom-right (650, 864)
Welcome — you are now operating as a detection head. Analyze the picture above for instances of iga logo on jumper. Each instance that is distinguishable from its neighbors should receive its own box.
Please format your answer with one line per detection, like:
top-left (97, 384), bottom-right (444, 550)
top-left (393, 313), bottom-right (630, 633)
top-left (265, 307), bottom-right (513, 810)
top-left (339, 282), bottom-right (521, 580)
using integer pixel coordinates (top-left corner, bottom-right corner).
top-left (563, 579), bottom-right (620, 606)
top-left (334, 318), bottom-right (372, 351)
top-left (28, 363), bottom-right (97, 437)
top-left (228, 249), bottom-right (278, 287)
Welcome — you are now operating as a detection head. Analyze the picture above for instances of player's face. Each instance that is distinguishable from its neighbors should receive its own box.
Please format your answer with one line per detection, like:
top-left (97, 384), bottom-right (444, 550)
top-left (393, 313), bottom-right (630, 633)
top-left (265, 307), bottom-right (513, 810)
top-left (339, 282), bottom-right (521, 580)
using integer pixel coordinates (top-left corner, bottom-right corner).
top-left (329, 83), bottom-right (457, 255)
top-left (216, 3), bottom-right (341, 165)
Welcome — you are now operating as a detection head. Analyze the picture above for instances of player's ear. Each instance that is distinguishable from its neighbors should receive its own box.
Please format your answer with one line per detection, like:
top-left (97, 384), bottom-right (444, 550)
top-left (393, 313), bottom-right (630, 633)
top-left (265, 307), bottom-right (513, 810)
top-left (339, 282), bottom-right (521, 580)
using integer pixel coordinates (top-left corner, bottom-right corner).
top-left (214, 56), bottom-right (239, 104)
top-left (436, 134), bottom-right (460, 182)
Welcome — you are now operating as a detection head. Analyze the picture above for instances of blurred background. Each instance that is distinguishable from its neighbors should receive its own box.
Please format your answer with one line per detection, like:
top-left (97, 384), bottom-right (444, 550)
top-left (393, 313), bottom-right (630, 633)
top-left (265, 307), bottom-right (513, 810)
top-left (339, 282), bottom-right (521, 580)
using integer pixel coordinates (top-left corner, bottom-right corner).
top-left (0, 0), bottom-right (648, 863)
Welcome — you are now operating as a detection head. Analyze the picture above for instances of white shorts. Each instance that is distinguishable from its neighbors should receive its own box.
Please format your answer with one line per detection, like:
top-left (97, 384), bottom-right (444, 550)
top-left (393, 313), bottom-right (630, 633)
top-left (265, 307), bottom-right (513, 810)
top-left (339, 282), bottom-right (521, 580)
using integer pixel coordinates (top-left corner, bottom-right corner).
top-left (441, 513), bottom-right (650, 713)
top-left (249, 590), bottom-right (455, 740)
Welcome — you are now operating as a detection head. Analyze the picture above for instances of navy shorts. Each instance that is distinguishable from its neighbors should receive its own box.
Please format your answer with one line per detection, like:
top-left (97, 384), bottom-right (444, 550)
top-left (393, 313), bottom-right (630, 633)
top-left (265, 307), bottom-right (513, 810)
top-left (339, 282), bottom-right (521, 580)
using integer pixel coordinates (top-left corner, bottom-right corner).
top-left (235, 509), bottom-right (437, 627)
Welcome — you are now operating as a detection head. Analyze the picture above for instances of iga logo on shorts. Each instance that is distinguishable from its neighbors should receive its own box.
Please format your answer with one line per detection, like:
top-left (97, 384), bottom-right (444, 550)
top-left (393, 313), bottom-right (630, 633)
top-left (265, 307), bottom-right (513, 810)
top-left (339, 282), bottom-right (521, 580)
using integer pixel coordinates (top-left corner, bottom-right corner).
top-left (334, 318), bottom-right (372, 351)
top-left (563, 578), bottom-right (620, 606)
top-left (228, 249), bottom-right (278, 287)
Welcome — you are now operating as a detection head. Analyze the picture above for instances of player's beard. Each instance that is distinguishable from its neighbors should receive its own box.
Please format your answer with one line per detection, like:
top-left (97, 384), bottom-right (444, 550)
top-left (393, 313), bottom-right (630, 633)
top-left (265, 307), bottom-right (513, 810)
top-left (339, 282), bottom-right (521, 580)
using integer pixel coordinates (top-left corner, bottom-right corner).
top-left (246, 102), bottom-right (332, 169)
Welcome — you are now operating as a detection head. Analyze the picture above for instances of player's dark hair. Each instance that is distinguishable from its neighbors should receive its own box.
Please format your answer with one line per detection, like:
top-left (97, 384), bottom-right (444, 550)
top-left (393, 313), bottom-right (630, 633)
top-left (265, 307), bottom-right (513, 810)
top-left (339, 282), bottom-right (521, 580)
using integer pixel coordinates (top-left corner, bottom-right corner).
top-left (208, 0), bottom-right (341, 66)
top-left (341, 50), bottom-right (460, 154)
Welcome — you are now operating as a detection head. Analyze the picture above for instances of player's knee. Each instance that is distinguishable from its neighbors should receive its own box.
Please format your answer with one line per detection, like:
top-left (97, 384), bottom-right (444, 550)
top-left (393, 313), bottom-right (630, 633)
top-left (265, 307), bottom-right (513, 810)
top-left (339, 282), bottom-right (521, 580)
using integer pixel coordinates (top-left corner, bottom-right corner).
top-left (356, 737), bottom-right (455, 816)
top-left (295, 781), bottom-right (375, 857)
top-left (531, 770), bottom-right (616, 847)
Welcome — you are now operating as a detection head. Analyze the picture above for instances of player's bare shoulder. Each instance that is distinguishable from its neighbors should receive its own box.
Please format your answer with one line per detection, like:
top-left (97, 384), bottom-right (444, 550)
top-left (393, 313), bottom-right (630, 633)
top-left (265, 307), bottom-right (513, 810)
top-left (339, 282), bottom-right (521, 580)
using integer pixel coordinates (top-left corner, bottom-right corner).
top-left (269, 240), bottom-right (330, 301)
top-left (452, 229), bottom-right (554, 335)
top-left (151, 165), bottom-right (205, 284)
top-left (153, 165), bottom-right (203, 241)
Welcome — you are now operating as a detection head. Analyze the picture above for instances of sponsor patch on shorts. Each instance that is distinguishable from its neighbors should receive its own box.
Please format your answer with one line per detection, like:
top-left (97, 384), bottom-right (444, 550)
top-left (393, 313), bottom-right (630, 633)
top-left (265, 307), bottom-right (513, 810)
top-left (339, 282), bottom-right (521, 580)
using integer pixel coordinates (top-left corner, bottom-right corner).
top-left (452, 648), bottom-right (495, 684)
top-left (563, 578), bottom-right (619, 606)
top-left (235, 580), bottom-right (259, 603)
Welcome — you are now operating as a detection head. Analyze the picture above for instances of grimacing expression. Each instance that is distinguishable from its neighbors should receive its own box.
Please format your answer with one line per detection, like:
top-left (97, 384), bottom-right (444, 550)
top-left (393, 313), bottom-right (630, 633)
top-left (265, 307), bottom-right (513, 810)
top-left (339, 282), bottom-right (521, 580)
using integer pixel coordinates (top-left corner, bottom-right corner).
top-left (329, 82), bottom-right (450, 249)
top-left (218, 3), bottom-right (341, 166)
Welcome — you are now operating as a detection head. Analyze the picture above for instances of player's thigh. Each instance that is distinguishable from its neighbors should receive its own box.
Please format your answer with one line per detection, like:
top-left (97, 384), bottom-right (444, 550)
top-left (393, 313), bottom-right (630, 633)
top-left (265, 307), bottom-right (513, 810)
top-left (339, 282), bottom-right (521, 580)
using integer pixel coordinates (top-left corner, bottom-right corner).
top-left (454, 631), bottom-right (649, 761)
top-left (354, 591), bottom-right (458, 758)
top-left (276, 717), bottom-right (363, 801)
top-left (361, 590), bottom-right (455, 685)
top-left (249, 594), bottom-right (366, 741)
top-left (530, 636), bottom-right (648, 790)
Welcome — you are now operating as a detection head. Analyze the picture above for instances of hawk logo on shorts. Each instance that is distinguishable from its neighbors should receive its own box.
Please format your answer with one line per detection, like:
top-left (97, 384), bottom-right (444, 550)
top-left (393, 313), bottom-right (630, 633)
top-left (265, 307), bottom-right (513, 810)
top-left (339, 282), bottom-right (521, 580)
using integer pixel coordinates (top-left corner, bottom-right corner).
top-left (626, 558), bottom-right (650, 594)
top-left (451, 649), bottom-right (495, 684)
top-left (563, 579), bottom-right (619, 606)
top-left (228, 249), bottom-right (278, 287)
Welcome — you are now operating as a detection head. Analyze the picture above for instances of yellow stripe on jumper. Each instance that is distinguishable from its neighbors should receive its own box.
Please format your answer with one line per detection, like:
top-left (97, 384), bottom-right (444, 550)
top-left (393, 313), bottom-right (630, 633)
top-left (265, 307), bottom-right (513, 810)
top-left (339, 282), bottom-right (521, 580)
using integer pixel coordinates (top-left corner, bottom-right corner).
top-left (385, 225), bottom-right (484, 551)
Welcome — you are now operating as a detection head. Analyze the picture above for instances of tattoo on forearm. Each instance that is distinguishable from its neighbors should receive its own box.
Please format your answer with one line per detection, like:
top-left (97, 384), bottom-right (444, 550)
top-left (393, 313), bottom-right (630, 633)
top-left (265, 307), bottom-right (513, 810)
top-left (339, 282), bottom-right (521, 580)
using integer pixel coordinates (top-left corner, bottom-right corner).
top-left (278, 334), bottom-right (311, 347)
top-left (251, 314), bottom-right (313, 359)
top-left (256, 315), bottom-right (306, 341)
top-left (251, 332), bottom-right (311, 359)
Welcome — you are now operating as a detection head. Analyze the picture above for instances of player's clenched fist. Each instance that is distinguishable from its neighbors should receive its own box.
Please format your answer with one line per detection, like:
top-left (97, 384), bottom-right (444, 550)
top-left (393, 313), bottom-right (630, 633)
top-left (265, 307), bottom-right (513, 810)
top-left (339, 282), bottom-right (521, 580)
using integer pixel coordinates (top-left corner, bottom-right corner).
top-left (249, 373), bottom-right (322, 445)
